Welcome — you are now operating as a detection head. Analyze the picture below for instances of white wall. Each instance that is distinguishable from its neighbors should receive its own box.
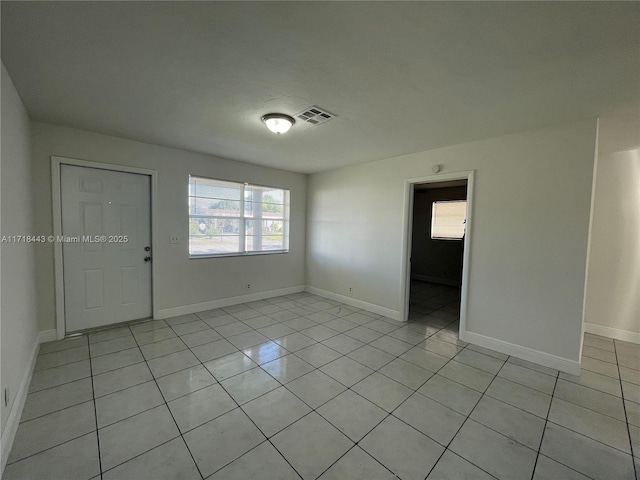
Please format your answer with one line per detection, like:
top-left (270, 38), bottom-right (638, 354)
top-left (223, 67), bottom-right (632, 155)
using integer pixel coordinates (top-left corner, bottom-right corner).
top-left (584, 148), bottom-right (640, 342)
top-left (31, 122), bottom-right (306, 331)
top-left (307, 120), bottom-right (597, 366)
top-left (1, 63), bottom-right (40, 450)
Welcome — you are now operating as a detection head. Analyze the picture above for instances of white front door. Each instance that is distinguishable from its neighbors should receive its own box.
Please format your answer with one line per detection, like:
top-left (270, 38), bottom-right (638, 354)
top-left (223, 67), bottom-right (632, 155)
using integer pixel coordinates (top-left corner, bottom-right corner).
top-left (61, 164), bottom-right (152, 332)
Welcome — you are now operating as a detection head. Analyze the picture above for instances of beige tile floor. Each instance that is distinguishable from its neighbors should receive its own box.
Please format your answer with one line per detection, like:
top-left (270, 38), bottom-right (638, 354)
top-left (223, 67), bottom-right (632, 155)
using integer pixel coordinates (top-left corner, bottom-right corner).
top-left (4, 282), bottom-right (639, 480)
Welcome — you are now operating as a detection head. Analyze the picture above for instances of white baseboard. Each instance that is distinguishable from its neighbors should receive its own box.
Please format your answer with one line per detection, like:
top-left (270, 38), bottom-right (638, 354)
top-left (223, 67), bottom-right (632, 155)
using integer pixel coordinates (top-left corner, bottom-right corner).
top-left (305, 286), bottom-right (401, 321)
top-left (460, 331), bottom-right (581, 375)
top-left (156, 285), bottom-right (306, 319)
top-left (38, 329), bottom-right (58, 344)
top-left (584, 323), bottom-right (640, 345)
top-left (1, 334), bottom-right (41, 474)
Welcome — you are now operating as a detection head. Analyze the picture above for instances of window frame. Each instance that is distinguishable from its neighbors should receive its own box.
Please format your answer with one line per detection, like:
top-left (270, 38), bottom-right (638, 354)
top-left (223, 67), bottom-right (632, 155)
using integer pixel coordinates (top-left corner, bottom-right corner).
top-left (430, 199), bottom-right (467, 241)
top-left (188, 175), bottom-right (290, 258)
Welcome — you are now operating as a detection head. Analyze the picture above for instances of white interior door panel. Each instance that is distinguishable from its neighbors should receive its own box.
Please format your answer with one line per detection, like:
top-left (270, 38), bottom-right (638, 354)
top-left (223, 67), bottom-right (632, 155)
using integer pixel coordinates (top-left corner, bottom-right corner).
top-left (61, 164), bottom-right (152, 332)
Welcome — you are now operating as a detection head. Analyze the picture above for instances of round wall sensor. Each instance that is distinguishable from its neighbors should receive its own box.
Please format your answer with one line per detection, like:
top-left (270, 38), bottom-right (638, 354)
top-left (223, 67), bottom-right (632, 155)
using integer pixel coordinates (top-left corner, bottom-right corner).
top-left (432, 165), bottom-right (441, 173)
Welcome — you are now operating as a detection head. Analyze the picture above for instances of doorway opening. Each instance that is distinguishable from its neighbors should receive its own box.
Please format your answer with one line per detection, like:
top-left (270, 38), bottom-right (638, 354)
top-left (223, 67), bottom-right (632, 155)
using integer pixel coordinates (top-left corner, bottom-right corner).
top-left (400, 171), bottom-right (474, 341)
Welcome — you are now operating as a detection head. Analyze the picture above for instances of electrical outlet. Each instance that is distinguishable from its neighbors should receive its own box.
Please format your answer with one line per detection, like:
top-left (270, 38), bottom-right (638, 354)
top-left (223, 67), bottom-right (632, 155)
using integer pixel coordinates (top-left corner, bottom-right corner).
top-left (4, 388), bottom-right (9, 407)
top-left (169, 235), bottom-right (180, 244)
top-left (246, 283), bottom-right (251, 290)
top-left (349, 287), bottom-right (353, 293)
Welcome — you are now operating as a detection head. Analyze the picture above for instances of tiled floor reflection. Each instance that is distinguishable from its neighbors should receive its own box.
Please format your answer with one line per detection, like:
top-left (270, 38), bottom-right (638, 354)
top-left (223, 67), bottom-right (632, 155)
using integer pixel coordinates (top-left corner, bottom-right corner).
top-left (5, 282), bottom-right (639, 479)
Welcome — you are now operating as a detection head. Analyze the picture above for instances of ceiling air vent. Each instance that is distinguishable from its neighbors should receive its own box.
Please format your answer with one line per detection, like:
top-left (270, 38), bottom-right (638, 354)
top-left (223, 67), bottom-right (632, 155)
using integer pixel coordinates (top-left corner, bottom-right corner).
top-left (294, 106), bottom-right (336, 125)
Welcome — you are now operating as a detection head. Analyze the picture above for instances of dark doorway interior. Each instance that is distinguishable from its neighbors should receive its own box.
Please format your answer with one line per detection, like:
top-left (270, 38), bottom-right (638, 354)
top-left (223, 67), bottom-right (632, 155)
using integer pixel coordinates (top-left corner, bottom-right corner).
top-left (408, 180), bottom-right (467, 322)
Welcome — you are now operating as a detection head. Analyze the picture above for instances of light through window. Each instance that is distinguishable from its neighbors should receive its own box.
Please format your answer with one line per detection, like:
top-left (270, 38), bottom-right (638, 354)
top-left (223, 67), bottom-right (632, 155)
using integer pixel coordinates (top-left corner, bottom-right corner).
top-left (431, 200), bottom-right (466, 240)
top-left (189, 176), bottom-right (289, 257)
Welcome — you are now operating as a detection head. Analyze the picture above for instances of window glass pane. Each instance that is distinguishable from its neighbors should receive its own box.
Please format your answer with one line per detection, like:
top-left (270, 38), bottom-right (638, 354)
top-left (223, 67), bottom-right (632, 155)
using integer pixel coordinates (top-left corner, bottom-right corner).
top-left (189, 217), bottom-right (240, 236)
top-left (189, 217), bottom-right (240, 254)
top-left (245, 186), bottom-right (284, 204)
top-left (431, 201), bottom-right (466, 240)
top-left (245, 187), bottom-right (286, 219)
top-left (244, 200), bottom-right (253, 218)
top-left (246, 235), bottom-right (284, 251)
top-left (245, 202), bottom-right (285, 218)
top-left (263, 189), bottom-right (284, 204)
top-left (192, 178), bottom-right (241, 200)
top-left (191, 197), bottom-right (240, 217)
top-left (190, 235), bottom-right (241, 255)
top-left (261, 202), bottom-right (284, 217)
top-left (244, 185), bottom-right (255, 203)
top-left (245, 219), bottom-right (284, 235)
top-left (245, 219), bottom-right (284, 251)
top-left (189, 176), bottom-right (289, 257)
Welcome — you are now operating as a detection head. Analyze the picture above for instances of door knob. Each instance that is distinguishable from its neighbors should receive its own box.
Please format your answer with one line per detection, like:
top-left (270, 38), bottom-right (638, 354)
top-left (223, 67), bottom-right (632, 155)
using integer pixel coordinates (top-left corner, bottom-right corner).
top-left (144, 256), bottom-right (152, 262)
top-left (144, 246), bottom-right (151, 251)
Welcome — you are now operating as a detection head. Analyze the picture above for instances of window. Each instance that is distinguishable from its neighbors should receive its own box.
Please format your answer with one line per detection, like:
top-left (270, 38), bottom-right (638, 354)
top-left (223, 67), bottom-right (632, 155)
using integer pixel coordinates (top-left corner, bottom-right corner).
top-left (188, 176), bottom-right (289, 257)
top-left (431, 200), bottom-right (466, 240)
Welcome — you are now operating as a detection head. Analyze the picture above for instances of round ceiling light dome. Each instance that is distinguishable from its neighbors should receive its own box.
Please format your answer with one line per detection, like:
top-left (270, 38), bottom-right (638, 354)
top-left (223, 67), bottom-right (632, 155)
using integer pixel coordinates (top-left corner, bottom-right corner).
top-left (261, 113), bottom-right (295, 134)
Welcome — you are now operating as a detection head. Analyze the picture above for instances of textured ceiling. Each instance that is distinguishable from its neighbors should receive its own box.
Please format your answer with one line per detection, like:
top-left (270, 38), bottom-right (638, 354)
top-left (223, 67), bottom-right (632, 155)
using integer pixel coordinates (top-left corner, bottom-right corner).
top-left (2, 2), bottom-right (639, 173)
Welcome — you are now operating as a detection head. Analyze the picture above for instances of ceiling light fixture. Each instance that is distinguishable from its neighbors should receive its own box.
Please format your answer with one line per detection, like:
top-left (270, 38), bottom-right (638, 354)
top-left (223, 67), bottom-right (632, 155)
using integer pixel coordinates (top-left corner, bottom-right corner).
top-left (261, 113), bottom-right (295, 134)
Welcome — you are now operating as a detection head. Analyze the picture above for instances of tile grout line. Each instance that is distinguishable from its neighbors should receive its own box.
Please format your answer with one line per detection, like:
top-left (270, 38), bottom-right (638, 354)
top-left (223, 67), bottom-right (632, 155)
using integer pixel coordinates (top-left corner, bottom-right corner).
top-left (166, 306), bottom-right (311, 480)
top-left (613, 339), bottom-right (639, 480)
top-left (28, 291), bottom-right (628, 480)
top-left (4, 418), bottom-right (95, 467)
top-left (25, 368), bottom-right (93, 396)
top-left (3, 294), bottom-right (439, 468)
top-left (316, 443), bottom-right (398, 480)
top-left (29, 348), bottom-right (91, 374)
top-left (21, 302), bottom-right (541, 426)
top-left (4, 342), bottom-right (98, 469)
top-left (269, 303), bottom-right (463, 479)
top-left (26, 303), bottom-right (468, 435)
top-left (30, 291), bottom-right (452, 474)
top-left (421, 350), bottom-right (508, 480)
top-left (529, 370), bottom-right (559, 480)
top-left (159, 321), bottom-right (240, 480)
top-left (182, 355), bottom-right (310, 476)
top-left (539, 378), bottom-right (636, 457)
top-left (192, 362), bottom-right (307, 479)
top-left (233, 298), bottom-right (459, 477)
top-left (87, 338), bottom-right (105, 480)
top-left (549, 384), bottom-right (630, 423)
top-left (117, 324), bottom-right (207, 480)
top-left (541, 419), bottom-right (637, 460)
top-left (533, 341), bottom-right (639, 479)
top-left (293, 303), bottom-right (484, 479)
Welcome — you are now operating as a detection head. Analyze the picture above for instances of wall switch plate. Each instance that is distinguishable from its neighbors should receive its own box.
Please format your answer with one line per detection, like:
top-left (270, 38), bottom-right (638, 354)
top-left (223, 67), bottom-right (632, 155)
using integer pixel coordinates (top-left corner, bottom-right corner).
top-left (170, 235), bottom-right (180, 244)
